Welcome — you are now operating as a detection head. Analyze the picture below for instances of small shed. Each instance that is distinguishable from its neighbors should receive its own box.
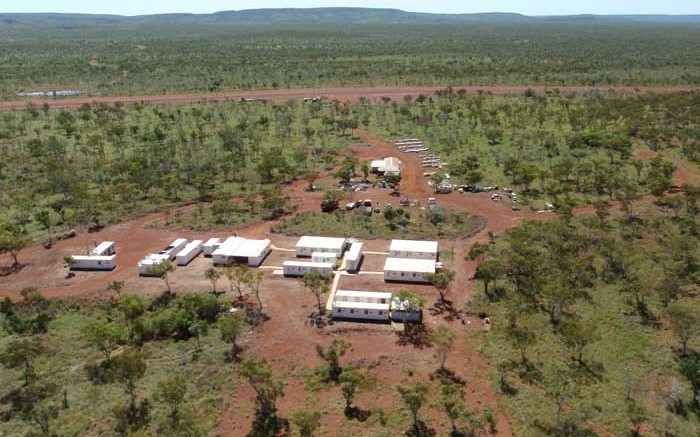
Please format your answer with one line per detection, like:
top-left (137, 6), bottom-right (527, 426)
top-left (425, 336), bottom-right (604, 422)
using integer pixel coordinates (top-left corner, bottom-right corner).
top-left (383, 257), bottom-right (436, 283)
top-left (138, 254), bottom-right (170, 276)
top-left (390, 296), bottom-right (423, 323)
top-left (332, 290), bottom-right (392, 321)
top-left (295, 236), bottom-right (346, 258)
top-left (389, 239), bottom-right (439, 261)
top-left (71, 255), bottom-right (116, 271)
top-left (203, 238), bottom-right (221, 257)
top-left (282, 261), bottom-right (334, 277)
top-left (344, 242), bottom-right (363, 272)
top-left (176, 240), bottom-right (203, 266)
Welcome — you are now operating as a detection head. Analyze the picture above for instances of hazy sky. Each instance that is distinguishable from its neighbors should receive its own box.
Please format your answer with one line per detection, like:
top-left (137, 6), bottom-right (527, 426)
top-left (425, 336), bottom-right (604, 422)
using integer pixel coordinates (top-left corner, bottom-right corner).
top-left (2, 1), bottom-right (699, 16)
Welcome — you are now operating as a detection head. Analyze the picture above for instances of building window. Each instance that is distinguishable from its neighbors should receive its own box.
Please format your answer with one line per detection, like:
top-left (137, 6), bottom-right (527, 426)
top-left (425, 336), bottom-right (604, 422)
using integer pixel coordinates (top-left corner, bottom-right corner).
top-left (350, 309), bottom-right (354, 314)
top-left (380, 299), bottom-right (386, 304)
top-left (364, 310), bottom-right (368, 315)
top-left (379, 311), bottom-right (383, 316)
top-left (337, 308), bottom-right (341, 313)
top-left (412, 273), bottom-right (417, 277)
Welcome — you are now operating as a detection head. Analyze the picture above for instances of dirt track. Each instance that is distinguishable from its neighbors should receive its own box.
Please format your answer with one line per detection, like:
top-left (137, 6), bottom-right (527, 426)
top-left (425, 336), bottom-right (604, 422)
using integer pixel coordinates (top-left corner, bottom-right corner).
top-left (1, 84), bottom-right (697, 111)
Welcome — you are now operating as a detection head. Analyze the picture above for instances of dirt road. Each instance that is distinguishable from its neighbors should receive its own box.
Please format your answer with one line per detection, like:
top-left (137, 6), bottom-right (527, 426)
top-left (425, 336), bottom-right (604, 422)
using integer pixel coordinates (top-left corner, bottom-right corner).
top-left (1, 84), bottom-right (696, 111)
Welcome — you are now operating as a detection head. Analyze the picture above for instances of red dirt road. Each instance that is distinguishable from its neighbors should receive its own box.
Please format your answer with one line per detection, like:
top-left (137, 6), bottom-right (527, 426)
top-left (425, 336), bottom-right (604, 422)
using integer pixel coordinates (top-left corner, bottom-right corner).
top-left (1, 85), bottom-right (697, 111)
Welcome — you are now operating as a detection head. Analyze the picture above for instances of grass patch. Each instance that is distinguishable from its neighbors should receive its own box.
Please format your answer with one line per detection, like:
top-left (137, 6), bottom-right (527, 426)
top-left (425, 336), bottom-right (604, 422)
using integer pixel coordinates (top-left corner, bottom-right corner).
top-left (271, 208), bottom-right (486, 240)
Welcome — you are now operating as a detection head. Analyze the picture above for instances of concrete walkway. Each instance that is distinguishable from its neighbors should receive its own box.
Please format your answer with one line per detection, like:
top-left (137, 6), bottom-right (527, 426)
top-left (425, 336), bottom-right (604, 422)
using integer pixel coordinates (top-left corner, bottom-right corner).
top-left (364, 251), bottom-right (389, 255)
top-left (325, 271), bottom-right (343, 312)
top-left (271, 245), bottom-right (295, 252)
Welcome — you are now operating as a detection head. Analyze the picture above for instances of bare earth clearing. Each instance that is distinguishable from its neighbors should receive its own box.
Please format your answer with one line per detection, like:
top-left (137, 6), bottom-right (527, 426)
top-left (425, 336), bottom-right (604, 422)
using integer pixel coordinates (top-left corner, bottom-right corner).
top-left (0, 85), bottom-right (697, 111)
top-left (1, 126), bottom-right (695, 436)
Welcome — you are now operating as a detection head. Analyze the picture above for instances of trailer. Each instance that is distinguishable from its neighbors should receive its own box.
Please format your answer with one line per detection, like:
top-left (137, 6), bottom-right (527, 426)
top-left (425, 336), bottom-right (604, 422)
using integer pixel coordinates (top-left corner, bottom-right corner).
top-left (389, 239), bottom-right (439, 260)
top-left (90, 241), bottom-right (116, 256)
top-left (203, 238), bottom-right (221, 257)
top-left (282, 261), bottom-right (334, 277)
top-left (176, 240), bottom-right (203, 266)
top-left (138, 254), bottom-right (171, 276)
top-left (344, 242), bottom-right (363, 272)
top-left (295, 236), bottom-right (346, 258)
top-left (158, 238), bottom-right (188, 260)
top-left (71, 255), bottom-right (116, 271)
top-left (332, 290), bottom-right (392, 322)
top-left (384, 257), bottom-right (436, 283)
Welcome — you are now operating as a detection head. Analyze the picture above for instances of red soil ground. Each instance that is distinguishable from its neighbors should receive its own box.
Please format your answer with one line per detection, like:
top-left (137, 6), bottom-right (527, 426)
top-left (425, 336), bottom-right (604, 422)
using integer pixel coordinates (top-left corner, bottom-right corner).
top-left (0, 84), bottom-right (696, 111)
top-left (8, 128), bottom-right (696, 436)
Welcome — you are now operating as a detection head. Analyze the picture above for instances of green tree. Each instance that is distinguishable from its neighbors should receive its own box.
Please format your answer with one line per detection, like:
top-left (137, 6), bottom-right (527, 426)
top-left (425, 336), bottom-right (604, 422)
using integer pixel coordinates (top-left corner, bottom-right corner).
top-left (559, 321), bottom-right (599, 365)
top-left (223, 263), bottom-right (251, 299)
top-left (302, 271), bottom-right (331, 315)
top-left (440, 378), bottom-right (466, 436)
top-left (114, 294), bottom-right (145, 343)
top-left (424, 270), bottom-right (455, 306)
top-left (247, 271), bottom-right (265, 314)
top-left (237, 357), bottom-right (285, 437)
top-left (107, 280), bottom-right (125, 297)
top-left (680, 356), bottom-right (700, 407)
top-left (397, 381), bottom-right (429, 434)
top-left (315, 339), bottom-right (351, 382)
top-left (394, 288), bottom-right (426, 335)
top-left (0, 337), bottom-right (46, 385)
top-left (112, 348), bottom-right (147, 414)
top-left (219, 311), bottom-right (247, 361)
top-left (289, 410), bottom-right (321, 437)
top-left (82, 321), bottom-right (123, 364)
top-left (0, 220), bottom-right (28, 266)
top-left (155, 374), bottom-right (187, 425)
top-left (667, 302), bottom-right (699, 357)
top-left (34, 209), bottom-right (56, 246)
top-left (430, 325), bottom-right (456, 371)
top-left (148, 261), bottom-right (175, 293)
top-left (204, 267), bottom-right (222, 293)
top-left (339, 368), bottom-right (367, 414)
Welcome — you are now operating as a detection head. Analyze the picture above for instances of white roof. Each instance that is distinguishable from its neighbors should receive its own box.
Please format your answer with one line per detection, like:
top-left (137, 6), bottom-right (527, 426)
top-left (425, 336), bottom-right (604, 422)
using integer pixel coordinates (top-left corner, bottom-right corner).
top-left (139, 253), bottom-right (169, 266)
top-left (384, 257), bottom-right (436, 274)
top-left (72, 255), bottom-right (115, 261)
top-left (383, 157), bottom-right (401, 173)
top-left (312, 252), bottom-right (337, 259)
top-left (345, 242), bottom-right (363, 261)
top-left (213, 237), bottom-right (270, 257)
top-left (203, 237), bottom-right (221, 246)
top-left (296, 236), bottom-right (346, 251)
top-left (177, 240), bottom-right (203, 256)
top-left (389, 239), bottom-right (438, 254)
top-left (283, 261), bottom-right (334, 269)
top-left (333, 301), bottom-right (390, 311)
top-left (90, 241), bottom-right (115, 255)
top-left (371, 159), bottom-right (385, 168)
top-left (335, 290), bottom-right (392, 300)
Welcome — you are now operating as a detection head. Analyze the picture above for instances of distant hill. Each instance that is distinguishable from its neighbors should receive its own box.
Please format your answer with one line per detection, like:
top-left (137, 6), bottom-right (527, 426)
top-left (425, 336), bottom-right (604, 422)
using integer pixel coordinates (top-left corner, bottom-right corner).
top-left (0, 8), bottom-right (699, 27)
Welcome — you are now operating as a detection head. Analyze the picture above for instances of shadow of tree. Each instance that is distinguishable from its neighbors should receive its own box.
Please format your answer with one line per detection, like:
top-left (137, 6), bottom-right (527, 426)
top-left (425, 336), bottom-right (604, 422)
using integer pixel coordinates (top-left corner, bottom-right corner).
top-left (345, 406), bottom-right (372, 422)
top-left (405, 420), bottom-right (437, 437)
top-left (396, 325), bottom-right (432, 349)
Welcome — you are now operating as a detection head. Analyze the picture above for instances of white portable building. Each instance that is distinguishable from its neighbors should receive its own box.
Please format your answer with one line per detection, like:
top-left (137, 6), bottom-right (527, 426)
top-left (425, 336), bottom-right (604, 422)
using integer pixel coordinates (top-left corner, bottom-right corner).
top-left (90, 241), bottom-right (116, 256)
top-left (389, 239), bottom-right (439, 260)
top-left (344, 242), bottom-right (363, 272)
top-left (390, 296), bottom-right (423, 323)
top-left (138, 254), bottom-right (171, 276)
top-left (282, 261), bottom-right (334, 277)
top-left (71, 255), bottom-right (116, 271)
top-left (158, 238), bottom-right (188, 260)
top-left (176, 240), bottom-right (203, 266)
top-left (332, 290), bottom-right (392, 321)
top-left (370, 157), bottom-right (401, 175)
top-left (383, 257), bottom-right (436, 283)
top-left (212, 237), bottom-right (271, 267)
top-left (295, 236), bottom-right (346, 258)
top-left (203, 238), bottom-right (221, 257)
top-left (312, 252), bottom-right (337, 265)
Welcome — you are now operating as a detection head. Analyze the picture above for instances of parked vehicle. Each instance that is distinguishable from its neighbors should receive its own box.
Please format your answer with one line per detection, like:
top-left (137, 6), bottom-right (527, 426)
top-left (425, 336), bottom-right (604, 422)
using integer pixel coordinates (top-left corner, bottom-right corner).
top-left (428, 197), bottom-right (437, 208)
top-left (321, 199), bottom-right (339, 212)
top-left (346, 202), bottom-right (356, 210)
